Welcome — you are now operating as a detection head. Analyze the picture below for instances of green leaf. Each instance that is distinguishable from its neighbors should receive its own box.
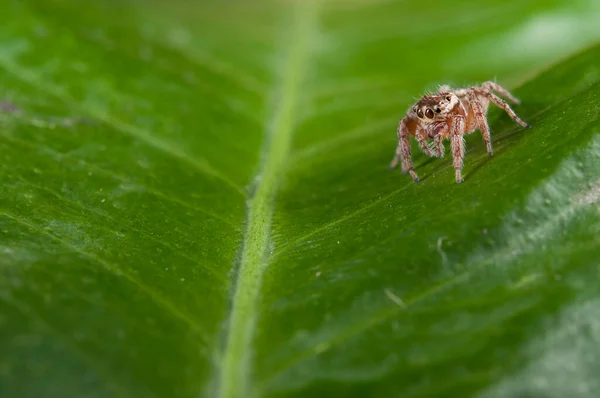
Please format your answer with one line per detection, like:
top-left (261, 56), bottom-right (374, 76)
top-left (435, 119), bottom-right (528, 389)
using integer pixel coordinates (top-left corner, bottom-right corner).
top-left (1, 1), bottom-right (600, 398)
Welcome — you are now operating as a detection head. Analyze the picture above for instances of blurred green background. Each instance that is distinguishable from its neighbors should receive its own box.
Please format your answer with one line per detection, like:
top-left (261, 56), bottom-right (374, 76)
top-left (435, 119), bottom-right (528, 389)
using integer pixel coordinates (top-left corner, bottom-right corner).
top-left (1, 0), bottom-right (600, 397)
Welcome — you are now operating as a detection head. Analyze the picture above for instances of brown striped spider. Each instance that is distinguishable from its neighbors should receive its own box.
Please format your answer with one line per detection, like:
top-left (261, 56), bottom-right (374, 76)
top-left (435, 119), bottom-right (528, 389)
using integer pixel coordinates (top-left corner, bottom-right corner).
top-left (388, 81), bottom-right (530, 183)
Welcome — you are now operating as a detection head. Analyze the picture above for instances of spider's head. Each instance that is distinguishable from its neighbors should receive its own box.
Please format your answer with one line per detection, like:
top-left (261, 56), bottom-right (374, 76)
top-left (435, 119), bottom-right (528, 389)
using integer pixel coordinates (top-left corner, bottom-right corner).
top-left (413, 93), bottom-right (459, 123)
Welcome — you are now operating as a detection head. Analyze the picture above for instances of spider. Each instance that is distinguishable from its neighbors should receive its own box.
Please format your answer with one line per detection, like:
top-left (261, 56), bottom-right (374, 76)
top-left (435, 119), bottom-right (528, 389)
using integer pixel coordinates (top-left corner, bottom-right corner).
top-left (388, 81), bottom-right (530, 183)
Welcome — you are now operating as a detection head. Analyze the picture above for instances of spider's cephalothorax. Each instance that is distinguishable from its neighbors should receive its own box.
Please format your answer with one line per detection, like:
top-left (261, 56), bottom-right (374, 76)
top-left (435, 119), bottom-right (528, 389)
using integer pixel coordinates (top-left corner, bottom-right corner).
top-left (388, 81), bottom-right (530, 183)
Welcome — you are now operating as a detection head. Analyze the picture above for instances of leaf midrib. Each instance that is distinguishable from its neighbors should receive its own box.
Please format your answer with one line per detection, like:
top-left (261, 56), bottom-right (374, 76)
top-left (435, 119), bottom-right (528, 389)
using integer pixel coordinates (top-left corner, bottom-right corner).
top-left (216, 2), bottom-right (318, 398)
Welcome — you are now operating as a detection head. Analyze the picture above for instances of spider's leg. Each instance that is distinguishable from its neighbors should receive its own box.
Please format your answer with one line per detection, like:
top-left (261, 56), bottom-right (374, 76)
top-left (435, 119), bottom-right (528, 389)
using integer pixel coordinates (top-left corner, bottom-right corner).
top-left (477, 89), bottom-right (530, 129)
top-left (434, 134), bottom-right (445, 158)
top-left (389, 142), bottom-right (402, 169)
top-left (388, 118), bottom-right (406, 169)
top-left (467, 90), bottom-right (494, 156)
top-left (389, 118), bottom-right (419, 182)
top-left (481, 81), bottom-right (520, 104)
top-left (450, 115), bottom-right (466, 183)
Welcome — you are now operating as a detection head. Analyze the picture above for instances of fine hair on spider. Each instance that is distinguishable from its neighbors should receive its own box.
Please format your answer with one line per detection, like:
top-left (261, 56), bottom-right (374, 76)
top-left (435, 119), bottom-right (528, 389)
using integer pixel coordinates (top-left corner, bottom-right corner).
top-left (388, 81), bottom-right (530, 183)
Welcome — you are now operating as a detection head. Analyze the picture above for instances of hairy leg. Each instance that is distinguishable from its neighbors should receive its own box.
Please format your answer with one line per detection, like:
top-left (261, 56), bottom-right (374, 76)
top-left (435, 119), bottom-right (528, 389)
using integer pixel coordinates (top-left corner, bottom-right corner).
top-left (481, 81), bottom-right (520, 104)
top-left (389, 118), bottom-right (419, 182)
top-left (450, 116), bottom-right (466, 183)
top-left (434, 134), bottom-right (445, 157)
top-left (389, 142), bottom-right (402, 169)
top-left (467, 90), bottom-right (494, 156)
top-left (476, 89), bottom-right (530, 129)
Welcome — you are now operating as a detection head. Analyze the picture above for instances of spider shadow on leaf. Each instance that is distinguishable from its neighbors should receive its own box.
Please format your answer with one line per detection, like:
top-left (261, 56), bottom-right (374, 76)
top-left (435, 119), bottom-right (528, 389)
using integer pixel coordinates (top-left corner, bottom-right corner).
top-left (464, 120), bottom-right (534, 182)
top-left (448, 98), bottom-right (541, 183)
top-left (418, 116), bottom-right (533, 183)
top-left (410, 156), bottom-right (439, 182)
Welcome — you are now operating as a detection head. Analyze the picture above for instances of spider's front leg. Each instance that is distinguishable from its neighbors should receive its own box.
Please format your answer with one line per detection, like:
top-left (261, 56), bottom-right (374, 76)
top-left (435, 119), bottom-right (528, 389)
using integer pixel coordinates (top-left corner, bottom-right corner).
top-left (389, 117), bottom-right (419, 182)
top-left (449, 115), bottom-right (467, 183)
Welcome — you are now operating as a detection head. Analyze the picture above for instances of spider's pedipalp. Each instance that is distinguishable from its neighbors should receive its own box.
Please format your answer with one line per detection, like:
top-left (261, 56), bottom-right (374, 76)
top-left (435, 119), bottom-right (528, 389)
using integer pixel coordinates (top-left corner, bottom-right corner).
top-left (434, 134), bottom-right (445, 158)
top-left (416, 130), bottom-right (435, 157)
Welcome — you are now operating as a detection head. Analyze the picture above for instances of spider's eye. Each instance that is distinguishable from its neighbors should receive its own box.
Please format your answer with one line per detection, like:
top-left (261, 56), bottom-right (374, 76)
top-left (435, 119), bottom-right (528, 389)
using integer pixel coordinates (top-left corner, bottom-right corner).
top-left (445, 96), bottom-right (452, 101)
top-left (417, 108), bottom-right (424, 118)
top-left (435, 107), bottom-right (441, 113)
top-left (425, 108), bottom-right (434, 119)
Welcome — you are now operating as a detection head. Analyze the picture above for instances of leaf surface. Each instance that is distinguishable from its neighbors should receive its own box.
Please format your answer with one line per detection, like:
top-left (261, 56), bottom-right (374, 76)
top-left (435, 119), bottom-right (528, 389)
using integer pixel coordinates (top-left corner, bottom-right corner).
top-left (1, 1), bottom-right (600, 397)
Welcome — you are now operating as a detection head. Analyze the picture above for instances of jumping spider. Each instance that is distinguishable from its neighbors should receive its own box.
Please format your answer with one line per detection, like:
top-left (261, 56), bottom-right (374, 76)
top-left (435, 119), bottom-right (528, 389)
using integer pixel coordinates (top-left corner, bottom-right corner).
top-left (388, 81), bottom-right (530, 183)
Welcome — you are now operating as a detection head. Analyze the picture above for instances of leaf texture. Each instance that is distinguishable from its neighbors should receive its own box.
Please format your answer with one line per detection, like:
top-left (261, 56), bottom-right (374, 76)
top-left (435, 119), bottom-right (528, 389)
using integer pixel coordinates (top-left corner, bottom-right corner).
top-left (1, 0), bottom-right (600, 397)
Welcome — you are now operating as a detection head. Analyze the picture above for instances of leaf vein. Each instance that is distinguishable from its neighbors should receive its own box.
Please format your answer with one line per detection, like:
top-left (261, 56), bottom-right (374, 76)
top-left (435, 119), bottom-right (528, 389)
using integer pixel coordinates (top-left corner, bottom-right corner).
top-left (14, 178), bottom-right (227, 282)
top-left (1, 295), bottom-right (133, 398)
top-left (0, 210), bottom-right (208, 338)
top-left (0, 59), bottom-right (246, 197)
top-left (2, 132), bottom-right (239, 229)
